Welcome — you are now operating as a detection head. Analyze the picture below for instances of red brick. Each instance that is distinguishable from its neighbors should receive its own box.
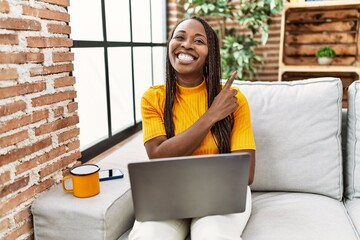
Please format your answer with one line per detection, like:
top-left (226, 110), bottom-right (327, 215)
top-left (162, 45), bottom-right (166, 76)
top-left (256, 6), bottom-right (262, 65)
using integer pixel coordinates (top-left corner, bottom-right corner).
top-left (0, 176), bottom-right (30, 198)
top-left (264, 59), bottom-right (279, 64)
top-left (38, 0), bottom-right (70, 7)
top-left (0, 171), bottom-right (11, 185)
top-left (0, 52), bottom-right (26, 64)
top-left (54, 76), bottom-right (75, 88)
top-left (22, 5), bottom-right (70, 22)
top-left (0, 100), bottom-right (26, 117)
top-left (32, 90), bottom-right (76, 107)
top-left (47, 23), bottom-right (71, 34)
top-left (0, 82), bottom-right (46, 99)
top-left (66, 139), bottom-right (80, 152)
top-left (62, 160), bottom-right (81, 176)
top-left (52, 52), bottom-right (74, 63)
top-left (53, 106), bottom-right (64, 116)
top-left (39, 151), bottom-right (81, 178)
top-left (0, 178), bottom-right (55, 217)
top-left (0, 137), bottom-right (52, 167)
top-left (0, 0), bottom-right (10, 13)
top-left (256, 46), bottom-right (280, 52)
top-left (0, 130), bottom-right (28, 148)
top-left (0, 34), bottom-right (18, 45)
top-left (3, 219), bottom-right (33, 240)
top-left (26, 52), bottom-right (44, 63)
top-left (0, 68), bottom-right (18, 80)
top-left (67, 102), bottom-right (78, 112)
top-left (14, 205), bottom-right (31, 223)
top-left (0, 218), bottom-right (10, 232)
top-left (23, 233), bottom-right (34, 240)
top-left (35, 115), bottom-right (79, 135)
top-left (0, 109), bottom-right (49, 134)
top-left (0, 18), bottom-right (41, 31)
top-left (16, 145), bottom-right (67, 174)
top-left (58, 127), bottom-right (79, 143)
top-left (27, 37), bottom-right (73, 48)
top-left (62, 167), bottom-right (71, 176)
top-left (30, 63), bottom-right (73, 76)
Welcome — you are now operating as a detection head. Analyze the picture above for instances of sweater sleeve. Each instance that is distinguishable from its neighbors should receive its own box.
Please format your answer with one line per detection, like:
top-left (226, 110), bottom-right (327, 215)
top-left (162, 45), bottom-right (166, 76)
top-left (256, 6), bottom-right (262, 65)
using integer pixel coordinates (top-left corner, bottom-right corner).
top-left (230, 86), bottom-right (256, 151)
top-left (141, 86), bottom-right (167, 143)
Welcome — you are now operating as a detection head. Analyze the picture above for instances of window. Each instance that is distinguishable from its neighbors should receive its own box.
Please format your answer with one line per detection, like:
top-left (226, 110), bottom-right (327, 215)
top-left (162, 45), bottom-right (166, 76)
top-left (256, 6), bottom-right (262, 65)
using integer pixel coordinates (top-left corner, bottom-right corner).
top-left (68, 0), bottom-right (167, 162)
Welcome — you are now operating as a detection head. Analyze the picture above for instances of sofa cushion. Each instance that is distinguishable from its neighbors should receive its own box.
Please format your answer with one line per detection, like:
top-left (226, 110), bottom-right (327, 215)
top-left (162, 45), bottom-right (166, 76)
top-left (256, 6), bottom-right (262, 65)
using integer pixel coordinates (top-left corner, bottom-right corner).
top-left (234, 78), bottom-right (343, 200)
top-left (243, 192), bottom-right (359, 240)
top-left (345, 198), bottom-right (360, 238)
top-left (345, 80), bottom-right (360, 199)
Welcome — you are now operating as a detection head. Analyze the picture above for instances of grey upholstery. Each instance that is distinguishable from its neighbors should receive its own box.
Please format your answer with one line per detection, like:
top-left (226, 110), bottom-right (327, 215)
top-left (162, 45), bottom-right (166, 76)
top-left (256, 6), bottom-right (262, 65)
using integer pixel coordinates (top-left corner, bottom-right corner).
top-left (243, 192), bottom-right (358, 240)
top-left (345, 199), bottom-right (360, 239)
top-left (345, 80), bottom-right (360, 199)
top-left (235, 78), bottom-right (343, 200)
top-left (32, 78), bottom-right (360, 240)
top-left (32, 171), bottom-right (135, 240)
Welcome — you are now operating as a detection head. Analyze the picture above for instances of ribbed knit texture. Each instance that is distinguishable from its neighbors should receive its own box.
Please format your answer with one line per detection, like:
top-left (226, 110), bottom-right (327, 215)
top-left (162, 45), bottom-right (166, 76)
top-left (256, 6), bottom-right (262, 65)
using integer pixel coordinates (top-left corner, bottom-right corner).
top-left (141, 80), bottom-right (256, 155)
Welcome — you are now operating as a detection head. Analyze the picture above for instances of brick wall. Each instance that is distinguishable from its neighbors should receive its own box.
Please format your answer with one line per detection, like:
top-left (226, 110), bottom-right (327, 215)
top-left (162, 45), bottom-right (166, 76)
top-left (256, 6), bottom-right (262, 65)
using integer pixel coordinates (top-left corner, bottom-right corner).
top-left (0, 0), bottom-right (80, 239)
top-left (168, 0), bottom-right (282, 82)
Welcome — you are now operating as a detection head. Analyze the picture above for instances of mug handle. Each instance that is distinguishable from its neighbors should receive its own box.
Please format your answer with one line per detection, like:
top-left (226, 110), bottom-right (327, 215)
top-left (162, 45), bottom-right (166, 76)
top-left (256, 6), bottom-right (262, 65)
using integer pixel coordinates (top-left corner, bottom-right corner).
top-left (62, 176), bottom-right (73, 193)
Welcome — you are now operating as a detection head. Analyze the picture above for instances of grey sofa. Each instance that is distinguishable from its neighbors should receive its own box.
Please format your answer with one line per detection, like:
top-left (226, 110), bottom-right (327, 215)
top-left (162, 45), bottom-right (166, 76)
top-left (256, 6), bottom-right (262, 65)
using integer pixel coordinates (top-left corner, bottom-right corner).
top-left (32, 78), bottom-right (360, 240)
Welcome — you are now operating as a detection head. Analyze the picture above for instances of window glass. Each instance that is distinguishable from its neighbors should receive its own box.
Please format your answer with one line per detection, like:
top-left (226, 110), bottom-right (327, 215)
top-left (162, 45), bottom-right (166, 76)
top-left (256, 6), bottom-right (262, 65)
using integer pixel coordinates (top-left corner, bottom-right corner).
top-left (131, 0), bottom-right (151, 42)
top-left (70, 0), bottom-right (167, 160)
top-left (152, 47), bottom-right (166, 85)
top-left (133, 47), bottom-right (153, 122)
top-left (108, 47), bottom-right (134, 134)
top-left (151, 0), bottom-right (167, 43)
top-left (68, 1), bottom-right (103, 41)
top-left (72, 48), bottom-right (108, 150)
top-left (105, 0), bottom-right (131, 41)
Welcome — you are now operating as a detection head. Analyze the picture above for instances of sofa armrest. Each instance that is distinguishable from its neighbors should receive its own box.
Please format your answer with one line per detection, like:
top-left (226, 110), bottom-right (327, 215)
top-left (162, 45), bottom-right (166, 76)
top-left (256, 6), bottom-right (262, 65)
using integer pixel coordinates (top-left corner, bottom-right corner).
top-left (32, 171), bottom-right (135, 240)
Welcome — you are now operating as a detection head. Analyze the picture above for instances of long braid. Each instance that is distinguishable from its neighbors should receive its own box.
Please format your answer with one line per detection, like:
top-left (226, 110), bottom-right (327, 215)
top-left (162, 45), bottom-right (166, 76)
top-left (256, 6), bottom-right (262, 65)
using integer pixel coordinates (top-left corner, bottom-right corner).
top-left (194, 16), bottom-right (233, 153)
top-left (164, 51), bottom-right (176, 138)
top-left (164, 16), bottom-right (233, 153)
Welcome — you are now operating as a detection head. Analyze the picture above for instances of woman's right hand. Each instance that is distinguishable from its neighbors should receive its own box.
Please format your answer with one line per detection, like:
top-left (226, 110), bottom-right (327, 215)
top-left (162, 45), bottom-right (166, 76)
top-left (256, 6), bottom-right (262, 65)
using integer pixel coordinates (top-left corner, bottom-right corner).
top-left (207, 71), bottom-right (239, 122)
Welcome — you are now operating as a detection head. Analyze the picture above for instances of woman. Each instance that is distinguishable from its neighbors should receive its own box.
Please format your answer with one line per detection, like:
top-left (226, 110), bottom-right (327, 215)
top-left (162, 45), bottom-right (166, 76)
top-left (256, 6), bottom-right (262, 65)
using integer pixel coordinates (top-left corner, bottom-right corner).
top-left (129, 16), bottom-right (256, 240)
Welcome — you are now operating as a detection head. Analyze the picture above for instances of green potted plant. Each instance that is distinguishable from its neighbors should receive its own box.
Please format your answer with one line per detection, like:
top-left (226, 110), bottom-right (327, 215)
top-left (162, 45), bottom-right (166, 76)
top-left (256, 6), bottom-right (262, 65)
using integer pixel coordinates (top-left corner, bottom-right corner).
top-left (179, 0), bottom-right (283, 80)
top-left (316, 46), bottom-right (336, 65)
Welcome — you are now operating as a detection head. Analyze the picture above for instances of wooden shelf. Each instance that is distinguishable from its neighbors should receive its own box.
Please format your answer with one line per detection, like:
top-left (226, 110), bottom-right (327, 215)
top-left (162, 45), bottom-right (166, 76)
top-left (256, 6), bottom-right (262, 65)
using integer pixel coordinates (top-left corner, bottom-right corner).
top-left (279, 1), bottom-right (360, 108)
top-left (284, 1), bottom-right (360, 9)
top-left (279, 65), bottom-right (360, 73)
top-left (279, 1), bottom-right (360, 77)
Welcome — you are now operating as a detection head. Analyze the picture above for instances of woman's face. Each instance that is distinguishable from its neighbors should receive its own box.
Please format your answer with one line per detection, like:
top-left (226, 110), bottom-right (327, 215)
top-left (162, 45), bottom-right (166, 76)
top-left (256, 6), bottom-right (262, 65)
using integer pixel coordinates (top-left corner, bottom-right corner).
top-left (169, 19), bottom-right (208, 84)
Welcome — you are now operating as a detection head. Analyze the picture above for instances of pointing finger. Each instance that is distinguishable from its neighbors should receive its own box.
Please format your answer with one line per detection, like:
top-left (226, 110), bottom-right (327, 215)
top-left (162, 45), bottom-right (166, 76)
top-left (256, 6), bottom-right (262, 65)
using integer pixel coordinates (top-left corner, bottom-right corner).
top-left (224, 71), bottom-right (237, 89)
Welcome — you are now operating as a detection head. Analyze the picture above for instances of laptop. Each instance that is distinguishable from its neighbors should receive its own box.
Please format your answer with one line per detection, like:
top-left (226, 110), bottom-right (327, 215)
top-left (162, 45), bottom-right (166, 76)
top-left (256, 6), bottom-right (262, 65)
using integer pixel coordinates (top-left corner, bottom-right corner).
top-left (128, 152), bottom-right (250, 222)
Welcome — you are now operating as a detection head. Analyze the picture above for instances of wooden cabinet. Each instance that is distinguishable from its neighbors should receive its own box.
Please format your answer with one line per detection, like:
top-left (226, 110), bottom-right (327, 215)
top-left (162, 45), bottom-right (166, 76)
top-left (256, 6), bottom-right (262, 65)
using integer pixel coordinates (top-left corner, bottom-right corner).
top-left (278, 0), bottom-right (360, 107)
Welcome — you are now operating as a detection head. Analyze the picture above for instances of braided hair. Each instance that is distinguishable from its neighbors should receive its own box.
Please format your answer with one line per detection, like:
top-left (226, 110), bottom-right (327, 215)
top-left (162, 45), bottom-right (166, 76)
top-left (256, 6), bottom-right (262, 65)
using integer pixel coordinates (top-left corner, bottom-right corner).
top-left (164, 16), bottom-right (233, 153)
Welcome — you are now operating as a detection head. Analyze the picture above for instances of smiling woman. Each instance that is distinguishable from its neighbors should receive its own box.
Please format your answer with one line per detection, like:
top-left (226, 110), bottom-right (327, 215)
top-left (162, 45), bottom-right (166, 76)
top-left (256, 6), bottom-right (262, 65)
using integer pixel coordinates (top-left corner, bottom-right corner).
top-left (129, 16), bottom-right (256, 240)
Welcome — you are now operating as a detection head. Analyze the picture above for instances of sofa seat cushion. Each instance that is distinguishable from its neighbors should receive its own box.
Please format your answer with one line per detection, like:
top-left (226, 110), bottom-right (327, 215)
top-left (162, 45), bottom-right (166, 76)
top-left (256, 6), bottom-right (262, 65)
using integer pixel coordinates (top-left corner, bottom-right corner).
top-left (118, 192), bottom-right (359, 240)
top-left (346, 80), bottom-right (360, 199)
top-left (234, 78), bottom-right (343, 200)
top-left (242, 192), bottom-right (358, 240)
top-left (345, 198), bottom-right (360, 238)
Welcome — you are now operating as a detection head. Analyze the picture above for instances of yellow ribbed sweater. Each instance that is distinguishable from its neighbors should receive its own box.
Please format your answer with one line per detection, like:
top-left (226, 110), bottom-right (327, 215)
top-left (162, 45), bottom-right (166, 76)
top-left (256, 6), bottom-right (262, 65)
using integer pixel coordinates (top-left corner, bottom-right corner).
top-left (141, 80), bottom-right (256, 155)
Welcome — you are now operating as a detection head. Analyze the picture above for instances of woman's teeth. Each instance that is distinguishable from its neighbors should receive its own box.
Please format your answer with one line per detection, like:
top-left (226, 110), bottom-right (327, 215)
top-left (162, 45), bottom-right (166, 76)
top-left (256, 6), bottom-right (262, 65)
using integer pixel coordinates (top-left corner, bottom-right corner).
top-left (178, 53), bottom-right (194, 62)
